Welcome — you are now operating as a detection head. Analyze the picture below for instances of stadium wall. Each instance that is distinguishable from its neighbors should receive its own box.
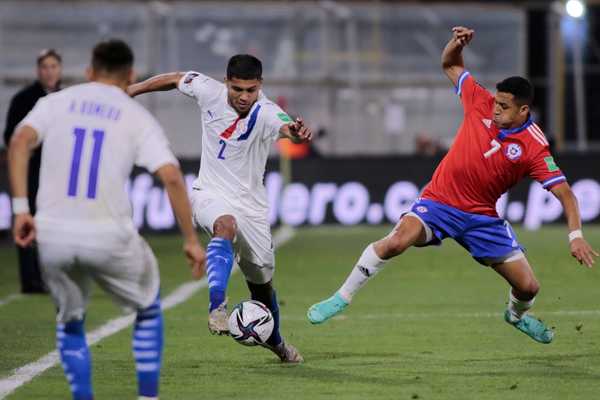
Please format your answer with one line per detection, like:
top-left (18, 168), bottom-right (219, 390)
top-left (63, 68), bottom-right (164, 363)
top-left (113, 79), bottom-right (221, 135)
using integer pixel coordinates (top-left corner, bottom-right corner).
top-left (0, 155), bottom-right (599, 233)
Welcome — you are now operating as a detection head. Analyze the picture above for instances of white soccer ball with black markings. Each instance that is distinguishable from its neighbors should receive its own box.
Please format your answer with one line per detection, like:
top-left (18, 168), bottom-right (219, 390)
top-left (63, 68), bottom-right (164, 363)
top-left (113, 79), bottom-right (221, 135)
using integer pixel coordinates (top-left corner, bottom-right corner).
top-left (228, 300), bottom-right (274, 346)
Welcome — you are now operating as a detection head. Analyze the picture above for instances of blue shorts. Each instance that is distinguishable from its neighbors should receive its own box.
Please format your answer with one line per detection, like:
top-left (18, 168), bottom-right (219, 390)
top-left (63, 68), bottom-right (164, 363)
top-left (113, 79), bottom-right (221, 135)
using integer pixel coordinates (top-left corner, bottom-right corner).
top-left (408, 198), bottom-right (524, 266)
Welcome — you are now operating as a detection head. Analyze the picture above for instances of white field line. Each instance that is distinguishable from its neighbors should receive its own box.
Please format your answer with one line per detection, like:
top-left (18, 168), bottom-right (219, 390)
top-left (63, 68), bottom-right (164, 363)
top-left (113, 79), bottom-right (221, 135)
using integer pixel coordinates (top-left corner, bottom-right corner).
top-left (284, 309), bottom-right (600, 322)
top-left (0, 226), bottom-right (296, 399)
top-left (0, 294), bottom-right (22, 307)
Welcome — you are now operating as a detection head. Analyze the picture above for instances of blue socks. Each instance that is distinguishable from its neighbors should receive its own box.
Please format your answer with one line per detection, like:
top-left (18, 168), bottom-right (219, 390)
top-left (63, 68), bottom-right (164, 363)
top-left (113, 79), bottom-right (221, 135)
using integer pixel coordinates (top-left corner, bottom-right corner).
top-left (133, 295), bottom-right (163, 398)
top-left (206, 237), bottom-right (234, 311)
top-left (57, 319), bottom-right (93, 400)
top-left (57, 297), bottom-right (163, 400)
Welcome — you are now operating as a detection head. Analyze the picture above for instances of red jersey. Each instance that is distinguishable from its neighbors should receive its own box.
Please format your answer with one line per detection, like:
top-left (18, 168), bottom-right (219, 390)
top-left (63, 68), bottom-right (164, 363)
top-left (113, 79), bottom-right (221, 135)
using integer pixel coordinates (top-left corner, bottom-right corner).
top-left (421, 71), bottom-right (566, 217)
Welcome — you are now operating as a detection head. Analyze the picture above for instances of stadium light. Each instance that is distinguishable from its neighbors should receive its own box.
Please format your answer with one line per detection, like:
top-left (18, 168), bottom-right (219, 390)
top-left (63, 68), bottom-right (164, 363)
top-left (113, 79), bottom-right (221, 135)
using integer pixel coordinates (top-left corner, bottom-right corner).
top-left (565, 0), bottom-right (585, 18)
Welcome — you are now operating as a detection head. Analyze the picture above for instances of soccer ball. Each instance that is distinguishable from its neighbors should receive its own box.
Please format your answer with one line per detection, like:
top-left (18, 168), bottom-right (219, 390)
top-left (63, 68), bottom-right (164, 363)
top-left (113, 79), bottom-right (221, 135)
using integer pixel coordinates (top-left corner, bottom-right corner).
top-left (228, 300), bottom-right (274, 346)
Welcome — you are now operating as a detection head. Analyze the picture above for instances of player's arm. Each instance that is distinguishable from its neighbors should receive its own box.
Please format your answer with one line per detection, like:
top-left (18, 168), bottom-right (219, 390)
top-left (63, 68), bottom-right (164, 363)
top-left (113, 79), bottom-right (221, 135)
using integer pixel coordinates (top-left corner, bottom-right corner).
top-left (441, 26), bottom-right (474, 87)
top-left (8, 125), bottom-right (39, 247)
top-left (550, 182), bottom-right (599, 268)
top-left (155, 164), bottom-right (206, 278)
top-left (279, 118), bottom-right (313, 144)
top-left (127, 72), bottom-right (185, 97)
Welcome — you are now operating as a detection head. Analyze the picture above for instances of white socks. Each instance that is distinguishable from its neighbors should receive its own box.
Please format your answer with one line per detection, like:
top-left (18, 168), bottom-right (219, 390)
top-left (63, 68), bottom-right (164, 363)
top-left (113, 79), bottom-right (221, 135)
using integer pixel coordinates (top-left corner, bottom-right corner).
top-left (338, 244), bottom-right (386, 302)
top-left (506, 289), bottom-right (535, 322)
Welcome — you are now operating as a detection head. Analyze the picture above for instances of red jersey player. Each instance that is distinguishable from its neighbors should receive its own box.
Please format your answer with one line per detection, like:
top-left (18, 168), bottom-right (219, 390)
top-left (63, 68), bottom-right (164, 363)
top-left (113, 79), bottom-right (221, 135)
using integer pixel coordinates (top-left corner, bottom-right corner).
top-left (308, 26), bottom-right (598, 343)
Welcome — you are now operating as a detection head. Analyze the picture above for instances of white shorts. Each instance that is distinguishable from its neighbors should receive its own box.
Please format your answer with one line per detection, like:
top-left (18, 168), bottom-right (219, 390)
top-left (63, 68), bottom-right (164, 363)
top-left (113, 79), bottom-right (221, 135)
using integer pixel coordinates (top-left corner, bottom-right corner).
top-left (37, 231), bottom-right (160, 323)
top-left (190, 188), bottom-right (274, 284)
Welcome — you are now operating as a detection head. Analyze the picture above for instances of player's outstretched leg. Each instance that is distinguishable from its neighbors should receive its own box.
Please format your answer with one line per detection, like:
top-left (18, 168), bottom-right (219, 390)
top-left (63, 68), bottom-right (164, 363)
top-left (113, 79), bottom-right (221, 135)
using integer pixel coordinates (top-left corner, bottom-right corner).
top-left (57, 319), bottom-right (93, 400)
top-left (133, 295), bottom-right (164, 400)
top-left (247, 280), bottom-right (303, 363)
top-left (493, 259), bottom-right (554, 344)
top-left (308, 215), bottom-right (426, 325)
top-left (206, 216), bottom-right (236, 335)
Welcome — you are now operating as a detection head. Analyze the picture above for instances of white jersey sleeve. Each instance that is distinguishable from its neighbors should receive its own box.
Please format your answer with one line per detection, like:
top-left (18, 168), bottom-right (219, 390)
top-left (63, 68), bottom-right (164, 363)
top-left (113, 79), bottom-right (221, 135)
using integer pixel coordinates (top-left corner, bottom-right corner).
top-left (135, 111), bottom-right (179, 173)
top-left (259, 101), bottom-right (292, 142)
top-left (18, 96), bottom-right (53, 145)
top-left (177, 71), bottom-right (221, 107)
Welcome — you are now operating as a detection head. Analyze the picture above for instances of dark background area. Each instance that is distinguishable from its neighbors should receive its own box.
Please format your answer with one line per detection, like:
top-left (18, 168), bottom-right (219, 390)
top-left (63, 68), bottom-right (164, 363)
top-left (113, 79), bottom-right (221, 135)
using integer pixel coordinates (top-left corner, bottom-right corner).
top-left (527, 4), bottom-right (600, 144)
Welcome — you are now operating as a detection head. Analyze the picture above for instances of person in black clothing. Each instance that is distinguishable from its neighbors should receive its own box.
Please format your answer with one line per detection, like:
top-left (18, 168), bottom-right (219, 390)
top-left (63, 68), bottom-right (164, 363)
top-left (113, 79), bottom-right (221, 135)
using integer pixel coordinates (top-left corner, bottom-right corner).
top-left (4, 49), bottom-right (62, 293)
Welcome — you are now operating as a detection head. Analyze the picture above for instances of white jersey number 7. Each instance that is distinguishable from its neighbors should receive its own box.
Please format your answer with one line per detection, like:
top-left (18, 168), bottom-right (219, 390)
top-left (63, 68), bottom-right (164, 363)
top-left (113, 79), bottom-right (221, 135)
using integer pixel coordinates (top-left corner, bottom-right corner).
top-left (484, 139), bottom-right (501, 159)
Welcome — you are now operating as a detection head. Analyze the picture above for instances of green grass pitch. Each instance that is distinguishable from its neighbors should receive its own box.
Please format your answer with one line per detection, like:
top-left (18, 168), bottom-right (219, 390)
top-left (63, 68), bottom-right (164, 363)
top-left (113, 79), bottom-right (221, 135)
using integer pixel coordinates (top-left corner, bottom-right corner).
top-left (1, 226), bottom-right (599, 399)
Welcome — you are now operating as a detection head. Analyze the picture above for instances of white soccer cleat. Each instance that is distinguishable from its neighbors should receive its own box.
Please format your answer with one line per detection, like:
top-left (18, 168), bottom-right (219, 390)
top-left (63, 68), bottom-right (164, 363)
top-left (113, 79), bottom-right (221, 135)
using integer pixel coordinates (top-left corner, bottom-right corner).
top-left (208, 300), bottom-right (230, 335)
top-left (264, 341), bottom-right (304, 364)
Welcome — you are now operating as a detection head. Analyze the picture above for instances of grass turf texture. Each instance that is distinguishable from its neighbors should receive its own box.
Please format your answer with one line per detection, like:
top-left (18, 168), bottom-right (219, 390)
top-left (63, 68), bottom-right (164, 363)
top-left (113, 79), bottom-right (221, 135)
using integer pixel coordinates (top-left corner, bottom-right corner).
top-left (1, 226), bottom-right (599, 399)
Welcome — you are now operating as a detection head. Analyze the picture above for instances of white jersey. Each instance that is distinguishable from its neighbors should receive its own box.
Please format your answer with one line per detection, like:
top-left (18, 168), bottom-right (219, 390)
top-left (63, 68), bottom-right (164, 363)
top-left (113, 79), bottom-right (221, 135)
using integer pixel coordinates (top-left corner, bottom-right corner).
top-left (178, 71), bottom-right (290, 218)
top-left (20, 82), bottom-right (178, 241)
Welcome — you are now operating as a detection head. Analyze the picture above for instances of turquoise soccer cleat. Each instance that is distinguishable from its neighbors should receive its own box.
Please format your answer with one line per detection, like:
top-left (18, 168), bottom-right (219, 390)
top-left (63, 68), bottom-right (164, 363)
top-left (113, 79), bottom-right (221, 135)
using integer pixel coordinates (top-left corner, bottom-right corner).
top-left (504, 310), bottom-right (554, 344)
top-left (307, 292), bottom-right (349, 324)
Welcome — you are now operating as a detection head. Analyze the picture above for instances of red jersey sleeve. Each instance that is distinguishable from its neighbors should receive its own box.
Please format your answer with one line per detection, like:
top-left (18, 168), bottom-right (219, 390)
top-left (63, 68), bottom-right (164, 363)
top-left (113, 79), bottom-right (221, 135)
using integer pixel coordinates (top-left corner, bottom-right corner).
top-left (455, 71), bottom-right (493, 115)
top-left (528, 146), bottom-right (567, 190)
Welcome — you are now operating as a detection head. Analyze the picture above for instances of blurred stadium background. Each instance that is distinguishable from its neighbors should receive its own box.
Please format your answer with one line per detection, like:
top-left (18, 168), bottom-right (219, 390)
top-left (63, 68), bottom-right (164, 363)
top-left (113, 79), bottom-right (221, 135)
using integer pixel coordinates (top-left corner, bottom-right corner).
top-left (1, 1), bottom-right (600, 399)
top-left (1, 0), bottom-right (600, 232)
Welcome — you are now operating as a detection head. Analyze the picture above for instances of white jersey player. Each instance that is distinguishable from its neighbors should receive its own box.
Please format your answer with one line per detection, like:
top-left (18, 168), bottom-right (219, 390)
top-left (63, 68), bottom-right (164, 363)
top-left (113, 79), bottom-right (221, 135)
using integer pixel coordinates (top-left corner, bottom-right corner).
top-left (128, 54), bottom-right (312, 363)
top-left (9, 39), bottom-right (205, 400)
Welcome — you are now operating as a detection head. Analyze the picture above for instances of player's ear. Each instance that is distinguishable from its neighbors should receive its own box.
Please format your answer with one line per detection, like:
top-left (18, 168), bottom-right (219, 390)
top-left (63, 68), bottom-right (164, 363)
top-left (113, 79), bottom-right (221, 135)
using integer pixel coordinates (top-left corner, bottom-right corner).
top-left (520, 104), bottom-right (530, 116)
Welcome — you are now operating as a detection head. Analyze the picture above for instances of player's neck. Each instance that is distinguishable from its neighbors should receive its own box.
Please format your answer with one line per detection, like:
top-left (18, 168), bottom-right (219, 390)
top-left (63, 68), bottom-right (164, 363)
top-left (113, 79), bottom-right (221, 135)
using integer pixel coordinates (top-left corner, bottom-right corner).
top-left (91, 77), bottom-right (129, 92)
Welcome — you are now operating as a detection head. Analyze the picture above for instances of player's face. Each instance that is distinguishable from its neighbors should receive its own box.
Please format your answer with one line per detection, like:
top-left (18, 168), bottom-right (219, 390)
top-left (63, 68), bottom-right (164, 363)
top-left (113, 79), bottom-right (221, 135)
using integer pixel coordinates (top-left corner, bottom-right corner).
top-left (493, 92), bottom-right (529, 129)
top-left (225, 78), bottom-right (261, 115)
top-left (37, 56), bottom-right (62, 91)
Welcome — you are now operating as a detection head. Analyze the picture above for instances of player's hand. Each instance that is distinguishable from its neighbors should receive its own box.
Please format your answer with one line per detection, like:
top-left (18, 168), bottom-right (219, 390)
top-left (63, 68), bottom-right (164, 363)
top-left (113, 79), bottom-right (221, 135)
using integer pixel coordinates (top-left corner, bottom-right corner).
top-left (184, 241), bottom-right (206, 279)
top-left (13, 213), bottom-right (36, 248)
top-left (452, 26), bottom-right (474, 47)
top-left (570, 237), bottom-right (599, 268)
top-left (288, 118), bottom-right (313, 142)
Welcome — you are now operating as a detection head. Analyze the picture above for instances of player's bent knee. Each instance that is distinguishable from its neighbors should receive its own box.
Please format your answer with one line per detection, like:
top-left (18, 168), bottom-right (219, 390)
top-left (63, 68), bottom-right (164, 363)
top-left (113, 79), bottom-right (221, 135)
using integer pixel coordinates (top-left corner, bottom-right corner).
top-left (514, 278), bottom-right (540, 300)
top-left (213, 215), bottom-right (237, 240)
top-left (383, 215), bottom-right (428, 254)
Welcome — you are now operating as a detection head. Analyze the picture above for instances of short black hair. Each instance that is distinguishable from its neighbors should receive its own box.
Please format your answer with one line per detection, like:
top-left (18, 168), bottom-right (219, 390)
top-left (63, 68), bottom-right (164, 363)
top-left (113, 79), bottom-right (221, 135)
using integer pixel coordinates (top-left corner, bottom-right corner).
top-left (91, 39), bottom-right (134, 75)
top-left (37, 49), bottom-right (62, 66)
top-left (227, 54), bottom-right (262, 80)
top-left (496, 76), bottom-right (534, 106)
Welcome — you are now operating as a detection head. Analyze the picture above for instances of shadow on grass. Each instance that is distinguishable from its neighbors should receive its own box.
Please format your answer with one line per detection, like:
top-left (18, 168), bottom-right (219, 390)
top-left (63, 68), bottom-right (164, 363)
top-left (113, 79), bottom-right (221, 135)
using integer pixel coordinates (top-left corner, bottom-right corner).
top-left (410, 351), bottom-right (600, 380)
top-left (249, 363), bottom-right (416, 388)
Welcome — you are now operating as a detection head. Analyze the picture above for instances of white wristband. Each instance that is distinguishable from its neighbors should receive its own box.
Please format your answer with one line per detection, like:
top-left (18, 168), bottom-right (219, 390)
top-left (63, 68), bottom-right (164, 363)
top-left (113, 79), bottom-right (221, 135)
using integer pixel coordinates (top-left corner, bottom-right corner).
top-left (568, 229), bottom-right (583, 242)
top-left (12, 197), bottom-right (30, 215)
